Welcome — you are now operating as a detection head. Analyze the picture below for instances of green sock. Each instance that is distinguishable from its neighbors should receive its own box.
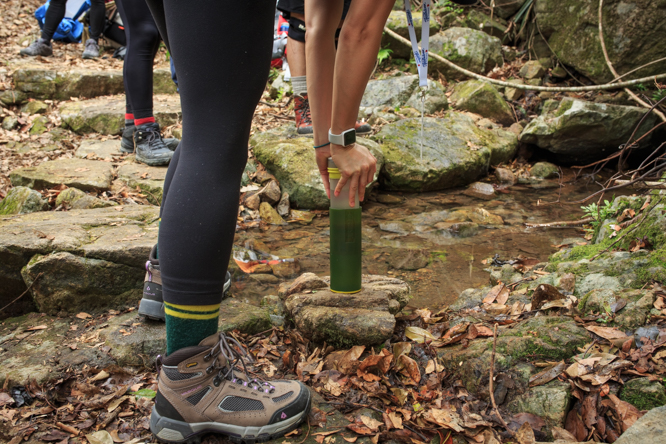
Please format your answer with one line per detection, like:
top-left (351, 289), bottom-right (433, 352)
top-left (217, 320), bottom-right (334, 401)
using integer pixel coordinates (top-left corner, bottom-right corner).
top-left (164, 302), bottom-right (220, 355)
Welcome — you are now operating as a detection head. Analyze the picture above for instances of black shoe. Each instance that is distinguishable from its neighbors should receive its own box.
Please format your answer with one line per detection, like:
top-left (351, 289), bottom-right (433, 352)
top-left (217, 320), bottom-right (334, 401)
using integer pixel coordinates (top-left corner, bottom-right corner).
top-left (133, 122), bottom-right (174, 166)
top-left (82, 39), bottom-right (100, 59)
top-left (121, 124), bottom-right (179, 154)
top-left (20, 38), bottom-right (53, 57)
top-left (139, 245), bottom-right (232, 321)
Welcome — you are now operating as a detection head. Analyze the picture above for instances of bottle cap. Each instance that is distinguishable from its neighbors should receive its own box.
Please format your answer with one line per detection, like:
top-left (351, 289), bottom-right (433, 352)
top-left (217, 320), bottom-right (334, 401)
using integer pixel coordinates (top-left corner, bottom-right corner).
top-left (327, 157), bottom-right (341, 179)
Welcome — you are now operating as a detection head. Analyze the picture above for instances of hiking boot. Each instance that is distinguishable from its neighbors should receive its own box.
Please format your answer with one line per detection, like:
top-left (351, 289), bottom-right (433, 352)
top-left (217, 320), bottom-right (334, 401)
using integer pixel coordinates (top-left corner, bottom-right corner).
top-left (140, 245), bottom-right (231, 321)
top-left (121, 125), bottom-right (179, 153)
top-left (354, 120), bottom-right (372, 136)
top-left (294, 94), bottom-right (313, 135)
top-left (20, 38), bottom-right (53, 57)
top-left (134, 122), bottom-right (174, 166)
top-left (151, 332), bottom-right (311, 443)
top-left (82, 39), bottom-right (100, 59)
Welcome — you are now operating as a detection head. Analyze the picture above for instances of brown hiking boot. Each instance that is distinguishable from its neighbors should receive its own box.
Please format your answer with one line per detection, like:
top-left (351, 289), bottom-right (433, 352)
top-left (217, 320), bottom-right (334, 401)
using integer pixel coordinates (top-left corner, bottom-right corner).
top-left (294, 94), bottom-right (313, 135)
top-left (150, 332), bottom-right (311, 443)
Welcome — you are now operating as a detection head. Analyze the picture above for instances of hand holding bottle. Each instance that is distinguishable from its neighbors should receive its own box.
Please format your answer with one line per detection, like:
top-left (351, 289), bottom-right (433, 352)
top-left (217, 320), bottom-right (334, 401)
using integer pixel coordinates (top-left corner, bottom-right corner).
top-left (329, 142), bottom-right (377, 208)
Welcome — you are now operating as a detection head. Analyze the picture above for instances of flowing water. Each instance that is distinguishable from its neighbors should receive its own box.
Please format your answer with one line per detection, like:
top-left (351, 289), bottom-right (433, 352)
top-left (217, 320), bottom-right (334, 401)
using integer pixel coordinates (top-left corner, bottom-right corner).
top-left (231, 169), bottom-right (605, 311)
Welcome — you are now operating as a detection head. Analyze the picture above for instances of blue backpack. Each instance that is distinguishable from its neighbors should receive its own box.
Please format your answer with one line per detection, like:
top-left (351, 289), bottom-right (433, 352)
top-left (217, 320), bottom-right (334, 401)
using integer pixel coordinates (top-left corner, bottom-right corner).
top-left (34, 1), bottom-right (90, 43)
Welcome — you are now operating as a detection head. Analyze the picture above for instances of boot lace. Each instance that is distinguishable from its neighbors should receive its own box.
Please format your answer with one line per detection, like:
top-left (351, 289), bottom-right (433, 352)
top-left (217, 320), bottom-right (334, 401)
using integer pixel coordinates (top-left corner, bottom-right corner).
top-left (298, 96), bottom-right (312, 126)
top-left (203, 333), bottom-right (276, 393)
top-left (141, 127), bottom-right (168, 151)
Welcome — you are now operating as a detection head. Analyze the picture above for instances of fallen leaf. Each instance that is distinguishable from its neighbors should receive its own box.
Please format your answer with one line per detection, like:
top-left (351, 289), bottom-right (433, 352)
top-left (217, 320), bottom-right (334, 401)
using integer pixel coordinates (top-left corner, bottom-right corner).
top-left (391, 388), bottom-right (409, 405)
top-left (90, 370), bottom-right (110, 382)
top-left (395, 354), bottom-right (421, 385)
top-left (585, 325), bottom-right (629, 341)
top-left (86, 431), bottom-right (114, 444)
top-left (342, 437), bottom-right (357, 443)
top-left (529, 361), bottom-right (566, 387)
top-left (0, 392), bottom-right (15, 406)
top-left (424, 408), bottom-right (464, 432)
top-left (337, 346), bottom-right (365, 374)
top-left (107, 395), bottom-right (128, 412)
top-left (483, 283), bottom-right (508, 305)
top-left (313, 430), bottom-right (341, 436)
top-left (515, 421), bottom-right (535, 444)
top-left (26, 325), bottom-right (47, 331)
top-left (75, 312), bottom-right (91, 319)
top-left (346, 424), bottom-right (374, 435)
top-left (405, 326), bottom-right (435, 343)
top-left (425, 359), bottom-right (444, 375)
top-left (551, 426), bottom-right (577, 442)
top-left (360, 415), bottom-right (383, 431)
top-left (388, 411), bottom-right (403, 430)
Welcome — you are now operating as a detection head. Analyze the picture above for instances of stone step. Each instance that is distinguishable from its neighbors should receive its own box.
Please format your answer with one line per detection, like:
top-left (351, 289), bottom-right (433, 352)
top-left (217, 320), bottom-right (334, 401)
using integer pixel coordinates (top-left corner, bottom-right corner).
top-left (0, 205), bottom-right (159, 318)
top-left (60, 94), bottom-right (181, 135)
top-left (10, 158), bottom-right (115, 191)
top-left (12, 66), bottom-right (176, 101)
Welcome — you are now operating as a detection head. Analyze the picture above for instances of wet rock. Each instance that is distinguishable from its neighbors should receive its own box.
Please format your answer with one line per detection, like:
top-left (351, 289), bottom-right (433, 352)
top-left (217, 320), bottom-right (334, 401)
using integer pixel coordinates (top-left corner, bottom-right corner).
top-left (507, 380), bottom-right (572, 427)
top-left (361, 75), bottom-right (419, 110)
top-left (21, 252), bottom-right (144, 315)
top-left (261, 180), bottom-right (282, 205)
top-left (520, 98), bottom-right (658, 163)
top-left (55, 188), bottom-right (114, 209)
top-left (490, 264), bottom-right (523, 285)
top-left (376, 194), bottom-right (403, 204)
top-left (278, 272), bottom-right (328, 299)
top-left (535, 0), bottom-right (666, 84)
top-left (251, 131), bottom-right (383, 209)
top-left (117, 163), bottom-right (167, 206)
top-left (241, 159), bottom-right (256, 186)
top-left (0, 89), bottom-right (27, 106)
top-left (613, 405), bottom-right (666, 444)
top-left (491, 0), bottom-right (527, 19)
top-left (0, 186), bottom-right (48, 215)
top-left (285, 274), bottom-right (409, 347)
top-left (0, 206), bottom-right (159, 318)
top-left (520, 61), bottom-right (546, 80)
top-left (429, 27), bottom-right (504, 79)
top-left (438, 316), bottom-right (589, 394)
top-left (448, 222), bottom-right (479, 238)
top-left (374, 113), bottom-right (517, 192)
top-left (468, 208), bottom-right (504, 225)
top-left (450, 80), bottom-right (514, 126)
top-left (504, 79), bottom-right (525, 101)
top-left (2, 116), bottom-right (19, 131)
top-left (463, 182), bottom-right (496, 200)
top-left (388, 248), bottom-right (429, 270)
top-left (75, 139), bottom-right (122, 160)
top-left (218, 299), bottom-right (272, 335)
top-left (495, 167), bottom-right (516, 185)
top-left (379, 221), bottom-right (414, 235)
top-left (276, 192), bottom-right (290, 217)
top-left (382, 11), bottom-right (439, 59)
top-left (404, 79), bottom-right (449, 114)
top-left (21, 100), bottom-right (48, 115)
top-left (620, 377), bottom-right (666, 411)
top-left (261, 294), bottom-right (287, 318)
top-left (10, 158), bottom-right (114, 191)
top-left (260, 202), bottom-right (286, 225)
top-left (551, 66), bottom-right (568, 79)
top-left (60, 95), bottom-right (181, 135)
top-left (270, 259), bottom-right (301, 278)
top-left (29, 116), bottom-right (49, 135)
top-left (530, 161), bottom-right (559, 179)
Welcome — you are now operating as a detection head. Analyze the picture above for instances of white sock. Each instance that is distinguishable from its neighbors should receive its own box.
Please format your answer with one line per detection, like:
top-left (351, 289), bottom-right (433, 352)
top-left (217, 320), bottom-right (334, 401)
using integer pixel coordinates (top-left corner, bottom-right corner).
top-left (291, 76), bottom-right (307, 96)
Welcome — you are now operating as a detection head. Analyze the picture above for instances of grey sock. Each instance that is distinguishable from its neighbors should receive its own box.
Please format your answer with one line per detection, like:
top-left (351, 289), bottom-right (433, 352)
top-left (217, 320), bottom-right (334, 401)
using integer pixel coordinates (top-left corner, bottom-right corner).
top-left (291, 76), bottom-right (307, 96)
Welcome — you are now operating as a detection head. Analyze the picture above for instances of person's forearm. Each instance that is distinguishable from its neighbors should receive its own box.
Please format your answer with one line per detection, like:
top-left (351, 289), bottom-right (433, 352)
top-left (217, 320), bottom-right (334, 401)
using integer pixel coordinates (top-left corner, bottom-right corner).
top-left (304, 0), bottom-right (344, 146)
top-left (331, 0), bottom-right (395, 134)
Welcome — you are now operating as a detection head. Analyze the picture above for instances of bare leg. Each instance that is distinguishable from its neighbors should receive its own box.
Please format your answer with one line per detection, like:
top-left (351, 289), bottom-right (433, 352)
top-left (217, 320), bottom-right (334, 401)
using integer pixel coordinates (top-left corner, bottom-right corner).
top-left (286, 12), bottom-right (307, 77)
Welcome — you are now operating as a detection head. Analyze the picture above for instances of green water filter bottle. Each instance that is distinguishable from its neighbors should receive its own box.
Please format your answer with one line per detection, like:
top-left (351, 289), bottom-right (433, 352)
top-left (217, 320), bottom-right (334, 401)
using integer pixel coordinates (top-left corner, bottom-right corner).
top-left (328, 158), bottom-right (362, 293)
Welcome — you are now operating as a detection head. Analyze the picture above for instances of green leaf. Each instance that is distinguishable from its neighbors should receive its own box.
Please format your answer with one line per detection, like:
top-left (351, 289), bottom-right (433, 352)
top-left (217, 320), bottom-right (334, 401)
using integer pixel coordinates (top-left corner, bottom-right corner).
top-left (131, 388), bottom-right (157, 399)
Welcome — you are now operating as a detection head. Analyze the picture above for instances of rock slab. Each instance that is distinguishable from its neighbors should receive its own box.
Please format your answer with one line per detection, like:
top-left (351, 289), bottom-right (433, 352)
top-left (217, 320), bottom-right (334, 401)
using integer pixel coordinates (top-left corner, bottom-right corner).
top-left (429, 27), bottom-right (504, 79)
top-left (614, 405), bottom-right (666, 444)
top-left (284, 274), bottom-right (410, 347)
top-left (0, 186), bottom-right (48, 215)
top-left (450, 80), bottom-right (514, 126)
top-left (10, 158), bottom-right (114, 191)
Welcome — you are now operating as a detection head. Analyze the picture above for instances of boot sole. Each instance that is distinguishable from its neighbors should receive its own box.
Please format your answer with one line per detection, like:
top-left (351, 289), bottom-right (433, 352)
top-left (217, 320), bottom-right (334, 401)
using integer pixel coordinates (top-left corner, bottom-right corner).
top-left (150, 390), bottom-right (311, 444)
top-left (139, 275), bottom-right (232, 322)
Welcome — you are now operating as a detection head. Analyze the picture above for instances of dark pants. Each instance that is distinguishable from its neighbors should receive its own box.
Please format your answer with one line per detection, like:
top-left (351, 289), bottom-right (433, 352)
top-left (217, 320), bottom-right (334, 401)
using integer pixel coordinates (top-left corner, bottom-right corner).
top-left (42, 0), bottom-right (105, 42)
top-left (115, 0), bottom-right (161, 119)
top-left (144, 0), bottom-right (274, 305)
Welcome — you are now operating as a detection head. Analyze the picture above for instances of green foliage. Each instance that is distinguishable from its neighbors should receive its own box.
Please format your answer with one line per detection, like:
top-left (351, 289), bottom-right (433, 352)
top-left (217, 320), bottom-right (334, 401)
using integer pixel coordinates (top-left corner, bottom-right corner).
top-left (438, 0), bottom-right (464, 15)
top-left (581, 199), bottom-right (614, 238)
top-left (132, 388), bottom-right (156, 399)
top-left (377, 48), bottom-right (393, 65)
top-left (268, 67), bottom-right (280, 84)
top-left (652, 88), bottom-right (666, 103)
top-left (634, 83), bottom-right (647, 92)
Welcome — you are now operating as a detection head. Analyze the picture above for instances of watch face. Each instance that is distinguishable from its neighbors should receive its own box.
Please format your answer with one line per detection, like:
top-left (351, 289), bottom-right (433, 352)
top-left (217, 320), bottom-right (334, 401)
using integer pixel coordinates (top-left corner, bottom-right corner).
top-left (343, 130), bottom-right (356, 146)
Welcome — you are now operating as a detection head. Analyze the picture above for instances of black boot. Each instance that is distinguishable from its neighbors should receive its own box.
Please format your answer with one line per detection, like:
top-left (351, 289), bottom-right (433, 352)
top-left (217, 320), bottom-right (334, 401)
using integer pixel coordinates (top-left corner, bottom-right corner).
top-left (133, 122), bottom-right (174, 166)
top-left (121, 124), bottom-right (180, 154)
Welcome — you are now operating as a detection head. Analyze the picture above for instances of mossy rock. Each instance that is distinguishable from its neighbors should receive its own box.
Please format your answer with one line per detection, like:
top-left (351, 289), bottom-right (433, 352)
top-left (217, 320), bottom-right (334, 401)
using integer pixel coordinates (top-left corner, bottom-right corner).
top-left (506, 380), bottom-right (572, 427)
top-left (428, 27), bottom-right (503, 79)
top-left (21, 100), bottom-right (48, 115)
top-left (620, 378), bottom-right (666, 411)
top-left (117, 163), bottom-right (167, 206)
top-left (10, 158), bottom-right (114, 191)
top-left (0, 186), bottom-right (48, 215)
top-left (361, 75), bottom-right (420, 110)
top-left (373, 113), bottom-right (517, 192)
top-left (29, 116), bottom-right (49, 135)
top-left (449, 80), bottom-right (513, 125)
top-left (382, 10), bottom-right (440, 59)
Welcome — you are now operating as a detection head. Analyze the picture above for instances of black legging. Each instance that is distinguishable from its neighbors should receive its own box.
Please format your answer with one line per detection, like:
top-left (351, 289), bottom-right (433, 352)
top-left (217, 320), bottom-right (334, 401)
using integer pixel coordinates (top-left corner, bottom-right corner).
top-left (144, 0), bottom-right (274, 306)
top-left (42, 0), bottom-right (106, 42)
top-left (115, 0), bottom-right (160, 119)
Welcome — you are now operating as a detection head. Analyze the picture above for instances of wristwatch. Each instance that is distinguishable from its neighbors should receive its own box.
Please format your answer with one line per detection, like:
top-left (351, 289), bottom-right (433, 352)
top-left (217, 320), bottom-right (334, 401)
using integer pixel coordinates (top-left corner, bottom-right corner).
top-left (328, 128), bottom-right (356, 147)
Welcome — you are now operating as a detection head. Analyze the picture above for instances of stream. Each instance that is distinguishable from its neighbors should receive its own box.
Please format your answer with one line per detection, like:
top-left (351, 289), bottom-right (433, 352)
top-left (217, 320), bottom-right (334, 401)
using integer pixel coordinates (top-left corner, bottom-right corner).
top-left (230, 169), bottom-right (606, 311)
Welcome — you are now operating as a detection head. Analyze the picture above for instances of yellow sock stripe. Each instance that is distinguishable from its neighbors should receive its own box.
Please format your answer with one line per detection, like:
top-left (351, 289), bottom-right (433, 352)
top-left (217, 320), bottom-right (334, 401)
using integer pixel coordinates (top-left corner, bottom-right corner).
top-left (164, 302), bottom-right (220, 320)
